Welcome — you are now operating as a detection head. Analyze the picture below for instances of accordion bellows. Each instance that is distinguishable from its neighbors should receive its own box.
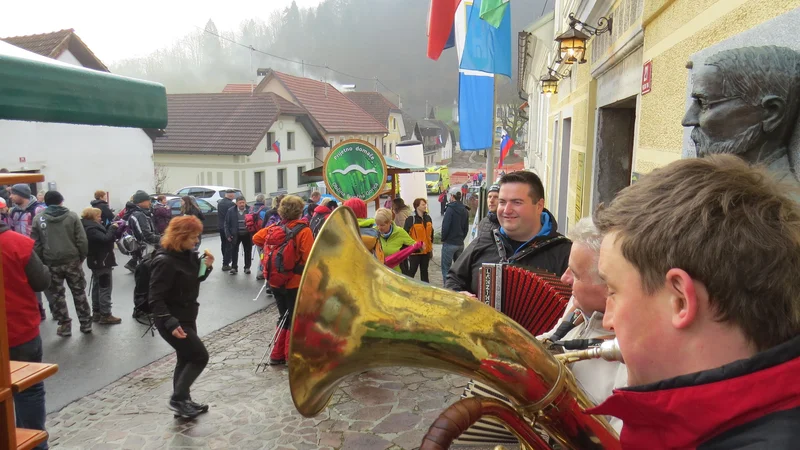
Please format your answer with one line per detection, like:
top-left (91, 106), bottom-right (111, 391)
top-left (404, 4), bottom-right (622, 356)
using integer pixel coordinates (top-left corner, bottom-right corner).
top-left (479, 263), bottom-right (572, 336)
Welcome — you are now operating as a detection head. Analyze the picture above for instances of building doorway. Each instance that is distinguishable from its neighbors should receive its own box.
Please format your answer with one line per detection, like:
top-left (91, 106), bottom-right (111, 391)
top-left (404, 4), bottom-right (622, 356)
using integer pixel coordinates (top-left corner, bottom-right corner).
top-left (557, 118), bottom-right (571, 233)
top-left (593, 97), bottom-right (636, 210)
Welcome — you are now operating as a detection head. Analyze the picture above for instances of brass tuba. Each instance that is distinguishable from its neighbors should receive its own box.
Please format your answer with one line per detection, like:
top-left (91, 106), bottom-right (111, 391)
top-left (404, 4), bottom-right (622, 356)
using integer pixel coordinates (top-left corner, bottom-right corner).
top-left (288, 207), bottom-right (620, 449)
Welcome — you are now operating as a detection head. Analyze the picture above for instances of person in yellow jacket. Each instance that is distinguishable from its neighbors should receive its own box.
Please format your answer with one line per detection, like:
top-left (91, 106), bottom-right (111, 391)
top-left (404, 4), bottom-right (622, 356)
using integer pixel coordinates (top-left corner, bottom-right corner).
top-left (403, 198), bottom-right (434, 282)
top-left (374, 208), bottom-right (417, 273)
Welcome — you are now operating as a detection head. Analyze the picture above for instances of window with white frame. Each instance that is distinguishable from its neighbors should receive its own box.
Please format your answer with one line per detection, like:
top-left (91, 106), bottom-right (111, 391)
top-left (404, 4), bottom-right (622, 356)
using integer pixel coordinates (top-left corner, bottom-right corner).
top-left (287, 132), bottom-right (295, 150)
top-left (277, 168), bottom-right (286, 190)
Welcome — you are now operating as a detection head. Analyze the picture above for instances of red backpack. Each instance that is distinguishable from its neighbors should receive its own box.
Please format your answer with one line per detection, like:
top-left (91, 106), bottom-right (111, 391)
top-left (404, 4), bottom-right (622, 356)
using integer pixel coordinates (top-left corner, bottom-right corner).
top-left (245, 206), bottom-right (266, 233)
top-left (262, 223), bottom-right (308, 287)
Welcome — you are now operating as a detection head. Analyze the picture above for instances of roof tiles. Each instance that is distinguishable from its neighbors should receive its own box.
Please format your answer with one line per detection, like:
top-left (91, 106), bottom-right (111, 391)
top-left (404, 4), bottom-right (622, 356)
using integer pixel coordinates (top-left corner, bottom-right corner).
top-left (265, 70), bottom-right (388, 134)
top-left (154, 93), bottom-right (311, 155)
top-left (343, 91), bottom-right (399, 129)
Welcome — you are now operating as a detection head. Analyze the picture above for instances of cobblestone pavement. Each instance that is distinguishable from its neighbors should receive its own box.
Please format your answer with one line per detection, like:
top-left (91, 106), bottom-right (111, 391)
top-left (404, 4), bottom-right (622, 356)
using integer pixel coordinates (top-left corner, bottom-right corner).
top-left (47, 246), bottom-right (517, 449)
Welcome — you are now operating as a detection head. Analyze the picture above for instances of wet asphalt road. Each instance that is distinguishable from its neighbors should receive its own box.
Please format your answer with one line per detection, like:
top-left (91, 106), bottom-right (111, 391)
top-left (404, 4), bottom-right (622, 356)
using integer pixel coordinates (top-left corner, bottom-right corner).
top-left (40, 233), bottom-right (275, 413)
top-left (40, 196), bottom-right (444, 414)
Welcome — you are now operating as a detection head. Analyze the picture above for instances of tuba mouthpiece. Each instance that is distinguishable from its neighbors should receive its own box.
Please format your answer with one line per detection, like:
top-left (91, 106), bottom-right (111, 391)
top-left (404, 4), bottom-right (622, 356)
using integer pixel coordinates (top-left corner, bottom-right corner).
top-left (555, 338), bottom-right (624, 364)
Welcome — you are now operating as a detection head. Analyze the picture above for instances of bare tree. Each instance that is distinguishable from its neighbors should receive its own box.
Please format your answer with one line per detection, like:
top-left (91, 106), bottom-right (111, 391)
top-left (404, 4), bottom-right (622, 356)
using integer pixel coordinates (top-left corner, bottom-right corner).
top-left (154, 164), bottom-right (169, 194)
top-left (499, 101), bottom-right (529, 156)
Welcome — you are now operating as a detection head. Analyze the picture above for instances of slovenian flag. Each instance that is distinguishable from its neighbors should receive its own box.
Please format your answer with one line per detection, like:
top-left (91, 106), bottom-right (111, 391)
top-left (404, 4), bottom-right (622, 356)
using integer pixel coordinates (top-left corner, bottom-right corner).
top-left (272, 140), bottom-right (281, 163)
top-left (497, 129), bottom-right (514, 168)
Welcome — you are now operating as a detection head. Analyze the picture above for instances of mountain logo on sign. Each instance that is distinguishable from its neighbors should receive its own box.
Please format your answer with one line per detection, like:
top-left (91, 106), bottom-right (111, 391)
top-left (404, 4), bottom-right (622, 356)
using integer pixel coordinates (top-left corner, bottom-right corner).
top-left (331, 165), bottom-right (378, 176)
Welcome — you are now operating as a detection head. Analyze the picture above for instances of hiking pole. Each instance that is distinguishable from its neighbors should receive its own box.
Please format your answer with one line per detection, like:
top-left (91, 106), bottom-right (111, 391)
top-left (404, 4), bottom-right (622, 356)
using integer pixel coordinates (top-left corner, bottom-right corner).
top-left (255, 310), bottom-right (289, 372)
top-left (253, 280), bottom-right (268, 301)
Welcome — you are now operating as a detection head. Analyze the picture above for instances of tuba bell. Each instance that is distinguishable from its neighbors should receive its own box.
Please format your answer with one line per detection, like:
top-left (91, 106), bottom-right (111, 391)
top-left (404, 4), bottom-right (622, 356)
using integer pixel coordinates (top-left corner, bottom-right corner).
top-left (288, 206), bottom-right (620, 449)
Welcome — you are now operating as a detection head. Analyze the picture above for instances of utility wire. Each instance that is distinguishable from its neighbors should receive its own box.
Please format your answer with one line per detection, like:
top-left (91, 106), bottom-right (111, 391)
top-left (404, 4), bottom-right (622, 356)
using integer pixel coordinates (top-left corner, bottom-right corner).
top-left (194, 25), bottom-right (402, 97)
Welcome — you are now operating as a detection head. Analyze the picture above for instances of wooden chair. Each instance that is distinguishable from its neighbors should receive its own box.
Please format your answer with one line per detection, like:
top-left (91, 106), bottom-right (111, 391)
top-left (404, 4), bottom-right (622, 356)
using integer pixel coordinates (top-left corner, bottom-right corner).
top-left (0, 173), bottom-right (59, 449)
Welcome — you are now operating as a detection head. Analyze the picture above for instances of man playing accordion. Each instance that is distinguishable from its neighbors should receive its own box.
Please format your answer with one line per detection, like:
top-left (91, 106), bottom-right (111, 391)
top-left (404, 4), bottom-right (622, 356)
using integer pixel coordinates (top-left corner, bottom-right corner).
top-left (590, 155), bottom-right (800, 448)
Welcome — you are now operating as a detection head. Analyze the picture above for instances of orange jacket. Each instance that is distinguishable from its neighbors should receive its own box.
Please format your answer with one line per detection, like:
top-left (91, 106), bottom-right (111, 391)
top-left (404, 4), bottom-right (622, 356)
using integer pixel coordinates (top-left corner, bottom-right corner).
top-left (252, 219), bottom-right (315, 289)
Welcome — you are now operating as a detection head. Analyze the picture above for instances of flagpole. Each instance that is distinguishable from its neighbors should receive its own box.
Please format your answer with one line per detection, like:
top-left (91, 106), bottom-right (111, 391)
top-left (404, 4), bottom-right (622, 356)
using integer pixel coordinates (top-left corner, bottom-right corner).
top-left (485, 76), bottom-right (497, 186)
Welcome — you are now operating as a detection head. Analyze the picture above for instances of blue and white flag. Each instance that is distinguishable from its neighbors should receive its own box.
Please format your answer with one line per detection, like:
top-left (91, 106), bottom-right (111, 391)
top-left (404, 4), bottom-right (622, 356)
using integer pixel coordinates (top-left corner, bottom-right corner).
top-left (460, 0), bottom-right (512, 77)
top-left (457, 0), bottom-right (496, 150)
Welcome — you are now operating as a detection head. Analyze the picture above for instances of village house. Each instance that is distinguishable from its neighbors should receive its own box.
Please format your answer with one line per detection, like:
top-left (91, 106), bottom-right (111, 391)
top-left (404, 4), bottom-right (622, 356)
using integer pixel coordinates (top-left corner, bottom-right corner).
top-left (343, 92), bottom-right (406, 157)
top-left (153, 93), bottom-right (327, 200)
top-left (0, 29), bottom-right (159, 211)
top-left (225, 69), bottom-right (388, 163)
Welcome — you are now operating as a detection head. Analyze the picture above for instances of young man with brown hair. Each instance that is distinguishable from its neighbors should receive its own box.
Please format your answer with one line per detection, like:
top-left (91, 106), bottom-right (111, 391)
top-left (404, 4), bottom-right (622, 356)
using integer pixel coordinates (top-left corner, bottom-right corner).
top-left (590, 154), bottom-right (800, 448)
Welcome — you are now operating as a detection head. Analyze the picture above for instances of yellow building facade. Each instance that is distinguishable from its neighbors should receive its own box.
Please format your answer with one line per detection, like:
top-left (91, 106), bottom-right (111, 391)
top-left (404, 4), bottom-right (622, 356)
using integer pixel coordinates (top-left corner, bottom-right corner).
top-left (523, 0), bottom-right (800, 232)
top-left (635, 0), bottom-right (800, 174)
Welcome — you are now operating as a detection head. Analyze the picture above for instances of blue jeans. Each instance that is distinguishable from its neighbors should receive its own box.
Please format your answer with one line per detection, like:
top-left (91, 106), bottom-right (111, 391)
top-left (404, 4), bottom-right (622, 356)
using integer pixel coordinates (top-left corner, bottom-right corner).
top-left (9, 335), bottom-right (48, 450)
top-left (440, 243), bottom-right (464, 286)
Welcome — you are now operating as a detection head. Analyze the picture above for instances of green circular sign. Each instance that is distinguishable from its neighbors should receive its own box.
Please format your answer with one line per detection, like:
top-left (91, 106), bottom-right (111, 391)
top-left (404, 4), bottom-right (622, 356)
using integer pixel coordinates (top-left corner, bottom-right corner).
top-left (323, 139), bottom-right (387, 203)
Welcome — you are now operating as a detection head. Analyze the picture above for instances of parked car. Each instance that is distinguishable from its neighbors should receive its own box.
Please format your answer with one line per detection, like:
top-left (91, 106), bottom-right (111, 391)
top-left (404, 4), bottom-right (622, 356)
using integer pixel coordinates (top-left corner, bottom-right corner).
top-left (159, 195), bottom-right (220, 233)
top-left (174, 185), bottom-right (243, 205)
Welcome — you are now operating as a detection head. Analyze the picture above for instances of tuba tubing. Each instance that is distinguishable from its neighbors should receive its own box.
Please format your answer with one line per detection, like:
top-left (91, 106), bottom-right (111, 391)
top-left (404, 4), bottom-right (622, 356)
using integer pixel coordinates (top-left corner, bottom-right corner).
top-left (289, 207), bottom-right (620, 449)
top-left (419, 397), bottom-right (551, 450)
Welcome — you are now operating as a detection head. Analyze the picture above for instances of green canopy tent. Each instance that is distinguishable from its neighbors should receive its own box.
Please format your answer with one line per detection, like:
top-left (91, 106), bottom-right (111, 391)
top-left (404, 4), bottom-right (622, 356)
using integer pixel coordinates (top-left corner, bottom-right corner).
top-left (299, 157), bottom-right (426, 209)
top-left (0, 41), bottom-right (167, 129)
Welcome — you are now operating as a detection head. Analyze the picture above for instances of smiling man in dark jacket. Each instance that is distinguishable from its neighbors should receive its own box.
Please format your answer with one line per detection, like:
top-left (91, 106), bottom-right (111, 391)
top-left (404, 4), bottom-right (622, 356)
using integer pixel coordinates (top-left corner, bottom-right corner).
top-left (440, 188), bottom-right (469, 283)
top-left (445, 172), bottom-right (571, 296)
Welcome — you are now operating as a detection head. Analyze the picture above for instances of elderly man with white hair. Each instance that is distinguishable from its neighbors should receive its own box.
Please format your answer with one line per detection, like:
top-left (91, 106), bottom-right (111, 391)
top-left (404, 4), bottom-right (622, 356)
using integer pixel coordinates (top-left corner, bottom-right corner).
top-left (457, 217), bottom-right (625, 445)
top-left (542, 217), bottom-right (627, 431)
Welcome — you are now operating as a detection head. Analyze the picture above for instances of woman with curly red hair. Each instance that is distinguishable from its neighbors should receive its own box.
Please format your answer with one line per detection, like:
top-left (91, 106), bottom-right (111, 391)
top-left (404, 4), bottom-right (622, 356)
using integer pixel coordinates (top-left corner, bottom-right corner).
top-left (148, 216), bottom-right (214, 419)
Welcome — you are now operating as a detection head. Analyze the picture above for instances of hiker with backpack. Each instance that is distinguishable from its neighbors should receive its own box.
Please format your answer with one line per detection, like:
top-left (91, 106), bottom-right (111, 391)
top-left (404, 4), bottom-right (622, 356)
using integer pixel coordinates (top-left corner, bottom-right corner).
top-left (9, 184), bottom-right (49, 320)
top-left (122, 190), bottom-right (162, 273)
top-left (152, 195), bottom-right (173, 234)
top-left (31, 191), bottom-right (92, 337)
top-left (252, 195), bottom-right (314, 366)
top-left (90, 190), bottom-right (116, 227)
top-left (308, 200), bottom-right (338, 238)
top-left (81, 207), bottom-right (122, 325)
top-left (147, 216), bottom-right (214, 419)
top-left (224, 197), bottom-right (253, 275)
top-left (256, 195), bottom-right (284, 281)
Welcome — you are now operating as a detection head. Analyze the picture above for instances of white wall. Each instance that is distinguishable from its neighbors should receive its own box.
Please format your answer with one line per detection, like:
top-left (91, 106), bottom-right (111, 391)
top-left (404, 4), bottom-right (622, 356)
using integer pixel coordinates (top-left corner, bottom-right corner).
top-left (56, 50), bottom-right (82, 67)
top-left (0, 120), bottom-right (154, 212)
top-left (154, 115), bottom-right (317, 200)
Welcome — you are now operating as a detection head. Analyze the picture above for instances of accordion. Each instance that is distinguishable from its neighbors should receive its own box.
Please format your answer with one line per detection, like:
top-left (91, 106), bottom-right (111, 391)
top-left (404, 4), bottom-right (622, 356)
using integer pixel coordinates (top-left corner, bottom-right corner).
top-left (479, 263), bottom-right (572, 336)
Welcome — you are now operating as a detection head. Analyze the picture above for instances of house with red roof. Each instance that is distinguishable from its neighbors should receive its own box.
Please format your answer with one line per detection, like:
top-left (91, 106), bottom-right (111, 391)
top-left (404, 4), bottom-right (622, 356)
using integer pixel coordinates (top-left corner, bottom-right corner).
top-left (343, 91), bottom-right (418, 159)
top-left (225, 69), bottom-right (388, 162)
top-left (153, 93), bottom-right (327, 199)
top-left (0, 29), bottom-right (158, 211)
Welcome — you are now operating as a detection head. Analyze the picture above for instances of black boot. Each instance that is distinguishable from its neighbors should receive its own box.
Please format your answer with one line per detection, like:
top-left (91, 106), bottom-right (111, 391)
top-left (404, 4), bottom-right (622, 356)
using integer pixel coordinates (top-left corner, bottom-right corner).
top-left (187, 398), bottom-right (209, 414)
top-left (168, 399), bottom-right (200, 419)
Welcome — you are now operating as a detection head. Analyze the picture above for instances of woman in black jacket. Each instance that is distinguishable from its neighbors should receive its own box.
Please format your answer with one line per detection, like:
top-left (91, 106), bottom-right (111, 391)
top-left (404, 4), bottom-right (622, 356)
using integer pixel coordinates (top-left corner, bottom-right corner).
top-left (81, 207), bottom-right (121, 324)
top-left (148, 215), bottom-right (214, 419)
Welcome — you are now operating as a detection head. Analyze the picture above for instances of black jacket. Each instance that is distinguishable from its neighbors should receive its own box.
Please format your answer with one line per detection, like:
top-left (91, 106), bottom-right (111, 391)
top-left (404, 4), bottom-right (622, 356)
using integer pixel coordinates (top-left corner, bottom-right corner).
top-left (123, 203), bottom-right (161, 246)
top-left (81, 219), bottom-right (117, 270)
top-left (224, 205), bottom-right (251, 239)
top-left (217, 197), bottom-right (235, 237)
top-left (148, 248), bottom-right (212, 332)
top-left (474, 212), bottom-right (500, 246)
top-left (90, 199), bottom-right (115, 226)
top-left (441, 201), bottom-right (469, 245)
top-left (445, 209), bottom-right (571, 295)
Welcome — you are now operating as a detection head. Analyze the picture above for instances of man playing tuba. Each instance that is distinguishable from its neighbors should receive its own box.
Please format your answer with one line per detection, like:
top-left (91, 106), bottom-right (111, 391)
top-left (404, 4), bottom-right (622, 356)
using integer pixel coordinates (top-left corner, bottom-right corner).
top-left (590, 155), bottom-right (800, 448)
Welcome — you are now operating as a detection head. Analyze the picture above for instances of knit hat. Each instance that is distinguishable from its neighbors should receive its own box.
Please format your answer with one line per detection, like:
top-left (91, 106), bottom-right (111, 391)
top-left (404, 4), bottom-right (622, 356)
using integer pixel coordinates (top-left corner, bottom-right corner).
top-left (343, 198), bottom-right (368, 219)
top-left (325, 200), bottom-right (338, 209)
top-left (132, 190), bottom-right (151, 204)
top-left (488, 184), bottom-right (500, 193)
top-left (11, 183), bottom-right (31, 198)
top-left (0, 197), bottom-right (6, 208)
top-left (44, 190), bottom-right (64, 206)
